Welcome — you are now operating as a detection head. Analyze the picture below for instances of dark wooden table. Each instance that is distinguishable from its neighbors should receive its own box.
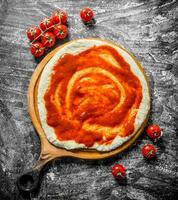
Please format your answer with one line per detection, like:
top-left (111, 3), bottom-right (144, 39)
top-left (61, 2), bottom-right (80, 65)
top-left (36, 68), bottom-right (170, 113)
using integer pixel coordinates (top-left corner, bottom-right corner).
top-left (0, 0), bottom-right (178, 199)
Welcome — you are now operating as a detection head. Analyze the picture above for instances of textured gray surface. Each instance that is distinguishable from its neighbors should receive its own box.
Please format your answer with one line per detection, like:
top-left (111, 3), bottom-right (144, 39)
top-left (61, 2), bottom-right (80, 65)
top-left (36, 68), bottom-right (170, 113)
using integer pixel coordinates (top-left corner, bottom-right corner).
top-left (0, 0), bottom-right (178, 199)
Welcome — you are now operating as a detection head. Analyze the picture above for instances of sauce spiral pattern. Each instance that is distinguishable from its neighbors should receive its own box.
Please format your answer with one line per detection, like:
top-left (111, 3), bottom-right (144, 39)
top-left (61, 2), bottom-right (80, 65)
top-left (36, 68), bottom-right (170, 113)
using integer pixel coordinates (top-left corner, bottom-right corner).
top-left (44, 45), bottom-right (142, 147)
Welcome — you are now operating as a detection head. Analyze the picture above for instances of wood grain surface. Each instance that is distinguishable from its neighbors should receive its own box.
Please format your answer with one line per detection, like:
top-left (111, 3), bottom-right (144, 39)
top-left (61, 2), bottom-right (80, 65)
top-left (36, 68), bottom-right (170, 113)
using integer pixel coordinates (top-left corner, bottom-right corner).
top-left (0, 0), bottom-right (178, 199)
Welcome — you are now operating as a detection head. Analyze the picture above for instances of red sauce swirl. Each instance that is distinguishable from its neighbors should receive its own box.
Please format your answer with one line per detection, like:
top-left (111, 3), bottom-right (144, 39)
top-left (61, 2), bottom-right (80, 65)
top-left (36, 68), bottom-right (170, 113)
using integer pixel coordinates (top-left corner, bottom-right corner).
top-left (44, 45), bottom-right (142, 147)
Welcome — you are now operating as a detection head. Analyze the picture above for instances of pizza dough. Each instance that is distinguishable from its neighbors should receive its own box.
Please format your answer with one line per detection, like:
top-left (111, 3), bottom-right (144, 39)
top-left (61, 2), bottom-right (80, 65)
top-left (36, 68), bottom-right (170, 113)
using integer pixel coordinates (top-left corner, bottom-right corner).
top-left (37, 38), bottom-right (150, 151)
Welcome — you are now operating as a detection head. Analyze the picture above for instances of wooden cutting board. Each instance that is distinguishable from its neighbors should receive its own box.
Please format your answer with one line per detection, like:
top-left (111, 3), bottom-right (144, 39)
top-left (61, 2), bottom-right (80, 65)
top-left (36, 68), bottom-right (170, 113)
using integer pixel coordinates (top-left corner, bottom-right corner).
top-left (17, 38), bottom-right (150, 193)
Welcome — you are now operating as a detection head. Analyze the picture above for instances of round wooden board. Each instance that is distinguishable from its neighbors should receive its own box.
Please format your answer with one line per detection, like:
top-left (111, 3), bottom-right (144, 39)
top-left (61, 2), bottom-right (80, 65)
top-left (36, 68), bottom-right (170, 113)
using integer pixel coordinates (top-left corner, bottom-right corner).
top-left (28, 38), bottom-right (150, 165)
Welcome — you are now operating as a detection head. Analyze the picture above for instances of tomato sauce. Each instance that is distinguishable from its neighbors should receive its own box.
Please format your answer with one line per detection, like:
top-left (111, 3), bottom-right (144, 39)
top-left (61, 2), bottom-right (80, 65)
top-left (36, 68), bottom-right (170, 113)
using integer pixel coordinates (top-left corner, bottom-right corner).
top-left (44, 45), bottom-right (142, 147)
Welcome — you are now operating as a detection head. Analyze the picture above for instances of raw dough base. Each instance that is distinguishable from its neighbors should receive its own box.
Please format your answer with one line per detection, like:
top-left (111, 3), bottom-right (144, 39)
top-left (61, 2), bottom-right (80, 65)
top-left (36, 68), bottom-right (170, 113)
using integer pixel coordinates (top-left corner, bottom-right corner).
top-left (37, 39), bottom-right (150, 152)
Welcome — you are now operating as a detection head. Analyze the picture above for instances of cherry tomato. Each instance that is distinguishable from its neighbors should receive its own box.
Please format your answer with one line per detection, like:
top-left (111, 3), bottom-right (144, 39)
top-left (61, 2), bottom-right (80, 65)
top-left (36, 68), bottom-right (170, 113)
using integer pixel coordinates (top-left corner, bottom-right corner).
top-left (53, 25), bottom-right (68, 40)
top-left (146, 124), bottom-right (161, 141)
top-left (141, 144), bottom-right (156, 159)
top-left (80, 7), bottom-right (94, 22)
top-left (40, 17), bottom-right (54, 31)
top-left (112, 164), bottom-right (126, 179)
top-left (26, 26), bottom-right (41, 41)
top-left (30, 42), bottom-right (44, 57)
top-left (51, 9), bottom-right (68, 24)
top-left (41, 32), bottom-right (56, 48)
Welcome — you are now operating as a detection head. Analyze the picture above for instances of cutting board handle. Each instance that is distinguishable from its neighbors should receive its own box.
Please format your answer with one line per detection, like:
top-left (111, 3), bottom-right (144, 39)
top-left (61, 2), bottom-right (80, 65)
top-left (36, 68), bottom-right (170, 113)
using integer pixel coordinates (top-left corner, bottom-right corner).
top-left (17, 153), bottom-right (53, 193)
top-left (17, 165), bottom-right (42, 193)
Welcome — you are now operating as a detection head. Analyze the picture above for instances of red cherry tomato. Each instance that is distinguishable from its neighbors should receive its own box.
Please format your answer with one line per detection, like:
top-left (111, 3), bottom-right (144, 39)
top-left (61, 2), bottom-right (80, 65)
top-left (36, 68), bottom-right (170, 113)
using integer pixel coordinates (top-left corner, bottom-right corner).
top-left (40, 17), bottom-right (54, 31)
top-left (141, 144), bottom-right (156, 159)
top-left (80, 7), bottom-right (94, 22)
top-left (51, 9), bottom-right (68, 24)
top-left (26, 26), bottom-right (41, 41)
top-left (112, 164), bottom-right (126, 179)
top-left (30, 42), bottom-right (44, 57)
top-left (41, 32), bottom-right (56, 48)
top-left (53, 25), bottom-right (68, 40)
top-left (146, 124), bottom-right (161, 141)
